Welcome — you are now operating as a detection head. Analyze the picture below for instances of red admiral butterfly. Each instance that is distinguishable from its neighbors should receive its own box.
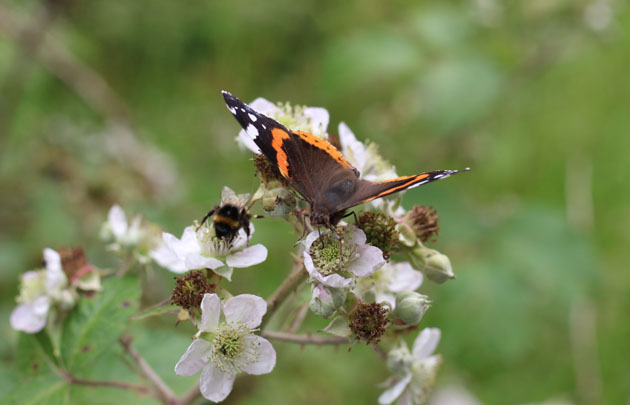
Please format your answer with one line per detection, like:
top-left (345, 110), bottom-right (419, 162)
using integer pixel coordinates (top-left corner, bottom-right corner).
top-left (222, 91), bottom-right (468, 231)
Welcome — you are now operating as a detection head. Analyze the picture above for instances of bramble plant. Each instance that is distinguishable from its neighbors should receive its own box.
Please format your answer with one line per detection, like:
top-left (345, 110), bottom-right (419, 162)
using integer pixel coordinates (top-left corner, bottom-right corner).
top-left (8, 95), bottom-right (460, 404)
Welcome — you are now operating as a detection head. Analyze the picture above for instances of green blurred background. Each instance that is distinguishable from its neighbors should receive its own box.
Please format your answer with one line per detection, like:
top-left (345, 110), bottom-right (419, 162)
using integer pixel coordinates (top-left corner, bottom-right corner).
top-left (1, 0), bottom-right (628, 404)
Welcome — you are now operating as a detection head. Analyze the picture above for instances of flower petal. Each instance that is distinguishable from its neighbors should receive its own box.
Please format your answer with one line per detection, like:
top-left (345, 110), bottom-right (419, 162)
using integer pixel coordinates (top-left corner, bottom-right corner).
top-left (223, 294), bottom-right (267, 328)
top-left (351, 228), bottom-right (367, 246)
top-left (248, 97), bottom-right (279, 115)
top-left (348, 244), bottom-right (385, 278)
top-left (237, 131), bottom-right (261, 154)
top-left (200, 293), bottom-right (221, 332)
top-left (304, 107), bottom-right (329, 135)
top-left (388, 262), bottom-right (423, 292)
top-left (375, 292), bottom-right (396, 308)
top-left (199, 363), bottom-right (236, 403)
top-left (108, 205), bottom-right (128, 239)
top-left (241, 335), bottom-right (276, 375)
top-left (226, 244), bottom-right (267, 268)
top-left (412, 328), bottom-right (441, 360)
top-left (302, 231), bottom-right (320, 252)
top-left (150, 243), bottom-right (184, 273)
top-left (310, 271), bottom-right (353, 288)
top-left (185, 254), bottom-right (225, 271)
top-left (339, 122), bottom-right (367, 171)
top-left (378, 372), bottom-right (412, 405)
top-left (43, 248), bottom-right (62, 274)
top-left (174, 339), bottom-right (212, 376)
top-left (212, 266), bottom-right (234, 281)
top-left (10, 297), bottom-right (50, 333)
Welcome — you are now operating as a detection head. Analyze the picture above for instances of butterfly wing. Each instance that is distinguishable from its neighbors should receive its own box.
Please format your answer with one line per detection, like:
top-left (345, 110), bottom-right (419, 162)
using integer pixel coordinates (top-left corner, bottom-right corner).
top-left (222, 91), bottom-right (359, 204)
top-left (334, 169), bottom-right (469, 212)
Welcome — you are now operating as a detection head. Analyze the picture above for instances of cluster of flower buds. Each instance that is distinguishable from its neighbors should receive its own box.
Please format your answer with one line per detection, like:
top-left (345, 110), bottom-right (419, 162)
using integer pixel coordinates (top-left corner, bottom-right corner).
top-left (10, 248), bottom-right (101, 333)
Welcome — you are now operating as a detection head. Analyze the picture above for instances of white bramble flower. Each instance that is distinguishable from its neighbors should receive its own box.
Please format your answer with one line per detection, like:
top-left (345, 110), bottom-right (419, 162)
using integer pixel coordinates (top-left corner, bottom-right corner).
top-left (338, 122), bottom-right (398, 182)
top-left (337, 123), bottom-right (406, 215)
top-left (303, 227), bottom-right (385, 288)
top-left (175, 293), bottom-right (276, 403)
top-left (379, 328), bottom-right (442, 405)
top-left (10, 249), bottom-right (73, 333)
top-left (150, 224), bottom-right (267, 281)
top-left (236, 97), bottom-right (329, 154)
top-left (353, 261), bottom-right (423, 309)
top-left (101, 205), bottom-right (162, 264)
top-left (102, 205), bottom-right (144, 249)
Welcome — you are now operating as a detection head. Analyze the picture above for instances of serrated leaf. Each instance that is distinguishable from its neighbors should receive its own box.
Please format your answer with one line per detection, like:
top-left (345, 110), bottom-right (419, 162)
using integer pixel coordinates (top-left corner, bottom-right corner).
top-left (0, 374), bottom-right (68, 405)
top-left (321, 316), bottom-right (352, 338)
top-left (16, 332), bottom-right (58, 377)
top-left (128, 303), bottom-right (179, 321)
top-left (61, 276), bottom-right (139, 372)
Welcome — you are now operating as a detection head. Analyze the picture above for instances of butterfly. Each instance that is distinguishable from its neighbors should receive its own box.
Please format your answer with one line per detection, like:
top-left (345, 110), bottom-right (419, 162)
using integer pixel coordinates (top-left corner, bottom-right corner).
top-left (222, 91), bottom-right (468, 232)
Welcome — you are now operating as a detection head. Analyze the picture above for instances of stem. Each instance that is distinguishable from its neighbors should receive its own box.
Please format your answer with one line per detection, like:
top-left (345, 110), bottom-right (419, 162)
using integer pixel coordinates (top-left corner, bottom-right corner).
top-left (262, 331), bottom-right (349, 345)
top-left (60, 370), bottom-right (154, 396)
top-left (178, 382), bottom-right (201, 405)
top-left (260, 255), bottom-right (308, 331)
top-left (287, 303), bottom-right (309, 333)
top-left (120, 336), bottom-right (178, 405)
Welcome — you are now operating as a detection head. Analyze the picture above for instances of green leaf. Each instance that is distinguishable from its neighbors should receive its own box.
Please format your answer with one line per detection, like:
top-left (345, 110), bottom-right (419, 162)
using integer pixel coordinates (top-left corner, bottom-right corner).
top-left (16, 331), bottom-right (58, 377)
top-left (61, 276), bottom-right (140, 372)
top-left (0, 374), bottom-right (68, 405)
top-left (321, 316), bottom-right (352, 338)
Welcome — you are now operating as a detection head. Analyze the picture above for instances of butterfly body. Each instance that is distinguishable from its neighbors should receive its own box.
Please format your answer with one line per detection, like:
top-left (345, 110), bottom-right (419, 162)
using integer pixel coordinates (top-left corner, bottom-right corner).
top-left (222, 91), bottom-right (468, 229)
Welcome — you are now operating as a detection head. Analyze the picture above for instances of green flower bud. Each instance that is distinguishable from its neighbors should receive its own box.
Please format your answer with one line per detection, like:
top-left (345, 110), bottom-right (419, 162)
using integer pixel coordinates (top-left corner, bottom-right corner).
top-left (396, 222), bottom-right (417, 247)
top-left (309, 284), bottom-right (346, 319)
top-left (424, 249), bottom-right (454, 284)
top-left (391, 290), bottom-right (431, 326)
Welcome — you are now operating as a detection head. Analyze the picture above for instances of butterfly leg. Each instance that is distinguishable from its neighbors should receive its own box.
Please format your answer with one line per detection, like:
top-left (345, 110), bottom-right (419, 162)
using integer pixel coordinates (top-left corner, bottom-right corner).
top-left (196, 207), bottom-right (217, 231)
top-left (342, 210), bottom-right (359, 224)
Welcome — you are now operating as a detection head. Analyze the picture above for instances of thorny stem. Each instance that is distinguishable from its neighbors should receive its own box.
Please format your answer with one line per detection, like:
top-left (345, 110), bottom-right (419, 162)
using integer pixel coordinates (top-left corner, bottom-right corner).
top-left (60, 369), bottom-right (154, 396)
top-left (260, 249), bottom-right (308, 331)
top-left (262, 331), bottom-right (350, 345)
top-left (287, 303), bottom-right (309, 333)
top-left (120, 336), bottom-right (178, 405)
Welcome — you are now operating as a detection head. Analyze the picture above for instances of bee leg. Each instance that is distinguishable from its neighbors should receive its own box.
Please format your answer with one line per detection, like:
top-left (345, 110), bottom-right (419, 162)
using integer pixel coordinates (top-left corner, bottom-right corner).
top-left (196, 207), bottom-right (217, 231)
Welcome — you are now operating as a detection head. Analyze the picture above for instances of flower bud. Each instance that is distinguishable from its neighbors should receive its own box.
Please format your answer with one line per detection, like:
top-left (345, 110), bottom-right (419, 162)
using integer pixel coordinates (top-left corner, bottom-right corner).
top-left (309, 284), bottom-right (346, 319)
top-left (396, 222), bottom-right (417, 247)
top-left (391, 291), bottom-right (431, 326)
top-left (423, 249), bottom-right (455, 284)
top-left (356, 212), bottom-right (399, 259)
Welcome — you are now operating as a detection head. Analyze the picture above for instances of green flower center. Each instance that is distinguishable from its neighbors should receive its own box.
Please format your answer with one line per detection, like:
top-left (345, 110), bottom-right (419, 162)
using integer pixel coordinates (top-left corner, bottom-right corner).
top-left (204, 321), bottom-right (258, 375)
top-left (310, 232), bottom-right (358, 277)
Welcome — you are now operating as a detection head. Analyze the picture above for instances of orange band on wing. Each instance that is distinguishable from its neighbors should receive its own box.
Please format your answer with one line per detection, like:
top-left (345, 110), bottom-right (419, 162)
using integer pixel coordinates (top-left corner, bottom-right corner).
top-left (294, 130), bottom-right (354, 169)
top-left (271, 128), bottom-right (292, 179)
top-left (365, 173), bottom-right (430, 201)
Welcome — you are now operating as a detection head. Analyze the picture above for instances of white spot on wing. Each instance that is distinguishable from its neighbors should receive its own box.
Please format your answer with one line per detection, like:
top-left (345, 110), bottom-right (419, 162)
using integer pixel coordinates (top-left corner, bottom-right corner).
top-left (248, 113), bottom-right (258, 122)
top-left (228, 106), bottom-right (236, 115)
top-left (409, 179), bottom-right (429, 189)
top-left (246, 124), bottom-right (259, 139)
top-left (261, 124), bottom-right (266, 129)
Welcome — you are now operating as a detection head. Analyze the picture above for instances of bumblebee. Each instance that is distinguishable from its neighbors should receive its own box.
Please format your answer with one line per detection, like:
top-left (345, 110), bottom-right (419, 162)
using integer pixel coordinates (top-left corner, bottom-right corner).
top-left (198, 187), bottom-right (252, 241)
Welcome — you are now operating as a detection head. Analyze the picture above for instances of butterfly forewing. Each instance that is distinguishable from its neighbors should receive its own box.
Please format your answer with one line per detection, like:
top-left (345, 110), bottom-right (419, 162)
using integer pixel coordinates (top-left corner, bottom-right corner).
top-left (336, 169), bottom-right (468, 212)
